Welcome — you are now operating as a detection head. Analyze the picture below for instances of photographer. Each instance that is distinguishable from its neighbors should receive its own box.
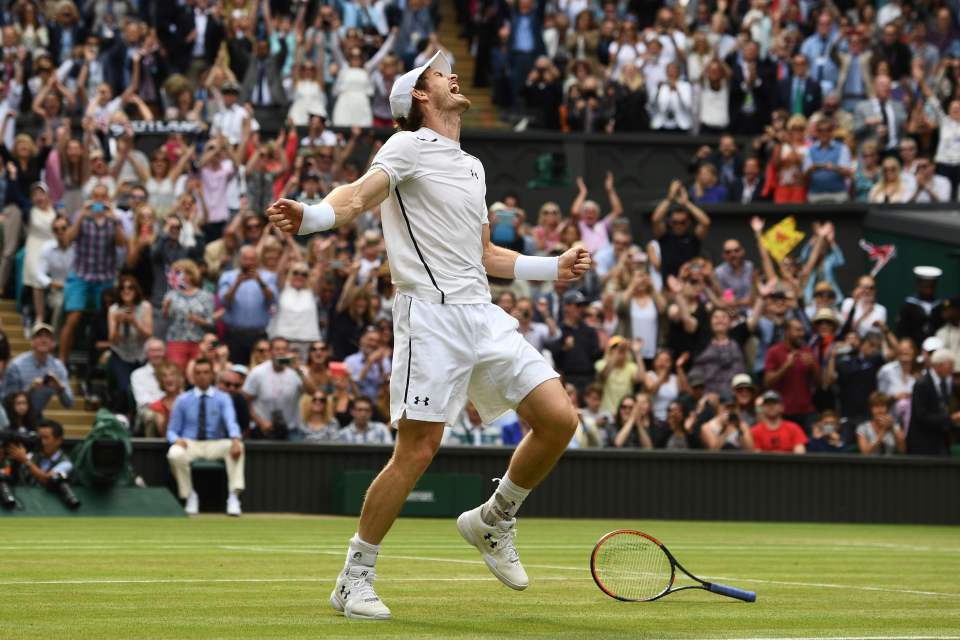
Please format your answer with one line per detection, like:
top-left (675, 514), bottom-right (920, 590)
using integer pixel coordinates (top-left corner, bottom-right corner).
top-left (700, 392), bottom-right (755, 451)
top-left (2, 322), bottom-right (72, 418)
top-left (242, 337), bottom-right (315, 440)
top-left (6, 419), bottom-right (80, 509)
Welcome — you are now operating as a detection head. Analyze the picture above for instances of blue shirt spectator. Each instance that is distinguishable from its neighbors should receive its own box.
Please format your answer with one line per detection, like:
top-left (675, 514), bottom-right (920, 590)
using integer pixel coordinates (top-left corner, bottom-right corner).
top-left (2, 323), bottom-right (73, 417)
top-left (166, 386), bottom-right (242, 443)
top-left (218, 246), bottom-right (278, 331)
top-left (803, 122), bottom-right (852, 201)
top-left (345, 330), bottom-right (392, 401)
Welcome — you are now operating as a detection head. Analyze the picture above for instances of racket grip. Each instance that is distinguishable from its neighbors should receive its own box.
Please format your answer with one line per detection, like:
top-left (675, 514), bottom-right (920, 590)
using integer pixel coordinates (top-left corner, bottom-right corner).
top-left (708, 582), bottom-right (757, 602)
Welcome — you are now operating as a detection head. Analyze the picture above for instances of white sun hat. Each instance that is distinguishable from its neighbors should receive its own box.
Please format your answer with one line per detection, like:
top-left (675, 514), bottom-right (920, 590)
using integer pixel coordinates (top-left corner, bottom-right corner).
top-left (389, 51), bottom-right (452, 120)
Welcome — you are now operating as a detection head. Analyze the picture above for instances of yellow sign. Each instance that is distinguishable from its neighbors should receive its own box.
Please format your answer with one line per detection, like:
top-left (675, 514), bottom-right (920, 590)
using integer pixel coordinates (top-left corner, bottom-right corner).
top-left (761, 216), bottom-right (806, 262)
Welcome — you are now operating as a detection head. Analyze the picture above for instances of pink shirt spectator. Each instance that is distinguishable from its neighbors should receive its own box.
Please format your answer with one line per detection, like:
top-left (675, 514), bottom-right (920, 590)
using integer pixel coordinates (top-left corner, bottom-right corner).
top-left (578, 219), bottom-right (612, 254)
top-left (201, 159), bottom-right (235, 224)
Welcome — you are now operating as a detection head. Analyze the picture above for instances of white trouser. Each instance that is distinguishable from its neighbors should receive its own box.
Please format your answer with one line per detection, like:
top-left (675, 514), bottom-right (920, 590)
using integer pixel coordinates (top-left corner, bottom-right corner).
top-left (166, 439), bottom-right (245, 499)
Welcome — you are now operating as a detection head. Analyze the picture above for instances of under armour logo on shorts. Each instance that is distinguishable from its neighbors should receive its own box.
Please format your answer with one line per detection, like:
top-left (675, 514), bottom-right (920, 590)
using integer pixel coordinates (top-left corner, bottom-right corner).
top-left (413, 396), bottom-right (430, 406)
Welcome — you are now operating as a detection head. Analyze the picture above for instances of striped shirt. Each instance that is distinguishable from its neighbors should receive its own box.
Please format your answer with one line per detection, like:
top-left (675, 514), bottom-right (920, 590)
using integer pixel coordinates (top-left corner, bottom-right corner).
top-left (336, 421), bottom-right (393, 444)
top-left (74, 215), bottom-right (119, 281)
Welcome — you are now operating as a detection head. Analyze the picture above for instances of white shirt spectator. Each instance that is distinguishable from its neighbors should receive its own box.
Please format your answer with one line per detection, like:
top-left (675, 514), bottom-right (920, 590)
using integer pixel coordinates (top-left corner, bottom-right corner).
top-left (0, 80), bottom-right (22, 150)
top-left (927, 100), bottom-right (960, 165)
top-left (697, 79), bottom-right (730, 130)
top-left (90, 96), bottom-right (123, 131)
top-left (936, 322), bottom-right (960, 368)
top-left (131, 363), bottom-right (164, 409)
top-left (609, 41), bottom-right (646, 80)
top-left (211, 102), bottom-right (251, 144)
top-left (270, 287), bottom-right (322, 343)
top-left (911, 174), bottom-right (952, 202)
top-left (877, 360), bottom-right (916, 399)
top-left (243, 361), bottom-right (306, 432)
top-left (657, 31), bottom-right (687, 65)
top-left (839, 297), bottom-right (888, 338)
top-left (649, 80), bottom-right (693, 130)
top-left (301, 131), bottom-right (338, 148)
top-left (36, 240), bottom-right (74, 288)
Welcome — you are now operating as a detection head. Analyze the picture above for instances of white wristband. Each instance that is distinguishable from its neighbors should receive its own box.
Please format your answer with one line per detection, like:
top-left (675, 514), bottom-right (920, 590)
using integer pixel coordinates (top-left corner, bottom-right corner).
top-left (514, 255), bottom-right (559, 281)
top-left (300, 202), bottom-right (336, 235)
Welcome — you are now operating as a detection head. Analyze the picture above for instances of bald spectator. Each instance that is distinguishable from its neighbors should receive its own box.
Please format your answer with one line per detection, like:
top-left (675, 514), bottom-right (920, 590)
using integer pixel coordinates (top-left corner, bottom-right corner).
top-left (854, 76), bottom-right (906, 151)
top-left (131, 338), bottom-right (168, 411)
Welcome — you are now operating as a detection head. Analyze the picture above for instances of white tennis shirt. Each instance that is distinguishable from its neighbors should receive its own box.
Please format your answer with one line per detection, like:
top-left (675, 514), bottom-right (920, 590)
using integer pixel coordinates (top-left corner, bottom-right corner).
top-left (371, 127), bottom-right (491, 305)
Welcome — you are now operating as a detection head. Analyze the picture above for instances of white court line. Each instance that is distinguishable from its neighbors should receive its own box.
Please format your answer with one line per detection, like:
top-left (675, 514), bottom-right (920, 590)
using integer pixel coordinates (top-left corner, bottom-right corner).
top-left (220, 545), bottom-right (960, 599)
top-left (725, 637), bottom-right (960, 640)
top-left (0, 576), bottom-right (578, 587)
top-left (4, 541), bottom-right (960, 553)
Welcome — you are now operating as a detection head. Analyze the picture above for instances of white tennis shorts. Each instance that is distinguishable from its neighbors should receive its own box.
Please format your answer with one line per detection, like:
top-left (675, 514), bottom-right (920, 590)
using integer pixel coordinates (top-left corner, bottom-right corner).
top-left (390, 293), bottom-right (559, 425)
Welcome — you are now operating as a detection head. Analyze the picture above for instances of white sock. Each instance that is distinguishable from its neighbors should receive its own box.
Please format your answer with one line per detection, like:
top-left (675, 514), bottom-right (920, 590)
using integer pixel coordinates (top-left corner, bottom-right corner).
top-left (480, 475), bottom-right (531, 525)
top-left (345, 534), bottom-right (379, 568)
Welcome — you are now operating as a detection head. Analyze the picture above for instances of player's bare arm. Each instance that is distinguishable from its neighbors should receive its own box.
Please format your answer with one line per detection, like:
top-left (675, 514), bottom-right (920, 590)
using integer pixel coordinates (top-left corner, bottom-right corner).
top-left (481, 224), bottom-right (592, 281)
top-left (267, 168), bottom-right (391, 234)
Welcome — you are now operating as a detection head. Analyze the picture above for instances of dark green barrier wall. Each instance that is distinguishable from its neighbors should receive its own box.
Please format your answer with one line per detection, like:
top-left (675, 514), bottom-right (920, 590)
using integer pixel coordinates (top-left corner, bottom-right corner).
top-left (124, 440), bottom-right (960, 525)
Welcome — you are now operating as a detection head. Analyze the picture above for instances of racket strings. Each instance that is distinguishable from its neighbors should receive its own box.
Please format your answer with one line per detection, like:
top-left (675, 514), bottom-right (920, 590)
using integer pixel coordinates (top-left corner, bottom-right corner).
top-left (594, 535), bottom-right (673, 601)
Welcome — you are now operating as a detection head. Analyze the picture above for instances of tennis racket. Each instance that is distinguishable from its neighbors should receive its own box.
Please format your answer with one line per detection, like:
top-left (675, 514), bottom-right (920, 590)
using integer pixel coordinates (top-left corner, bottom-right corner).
top-left (590, 529), bottom-right (756, 603)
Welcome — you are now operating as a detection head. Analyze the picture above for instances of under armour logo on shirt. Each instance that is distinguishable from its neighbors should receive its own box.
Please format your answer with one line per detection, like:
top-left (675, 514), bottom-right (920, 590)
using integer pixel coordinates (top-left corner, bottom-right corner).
top-left (413, 396), bottom-right (430, 406)
top-left (470, 169), bottom-right (479, 180)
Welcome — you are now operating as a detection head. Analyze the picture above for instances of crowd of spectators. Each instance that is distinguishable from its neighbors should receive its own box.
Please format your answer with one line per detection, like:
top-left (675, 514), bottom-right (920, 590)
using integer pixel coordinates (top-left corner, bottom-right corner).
top-left (480, 0), bottom-right (960, 204)
top-left (469, 172), bottom-right (959, 456)
top-left (0, 0), bottom-right (954, 477)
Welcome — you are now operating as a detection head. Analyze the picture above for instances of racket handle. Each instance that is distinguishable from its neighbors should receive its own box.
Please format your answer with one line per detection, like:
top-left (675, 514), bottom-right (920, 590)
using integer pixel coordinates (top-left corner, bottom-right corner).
top-left (707, 582), bottom-right (756, 602)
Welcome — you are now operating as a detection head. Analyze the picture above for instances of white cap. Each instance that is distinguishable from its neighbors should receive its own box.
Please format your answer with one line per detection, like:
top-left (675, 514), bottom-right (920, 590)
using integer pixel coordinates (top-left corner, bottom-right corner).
top-left (389, 51), bottom-right (452, 120)
top-left (922, 336), bottom-right (944, 352)
top-left (913, 266), bottom-right (943, 280)
top-left (931, 349), bottom-right (955, 366)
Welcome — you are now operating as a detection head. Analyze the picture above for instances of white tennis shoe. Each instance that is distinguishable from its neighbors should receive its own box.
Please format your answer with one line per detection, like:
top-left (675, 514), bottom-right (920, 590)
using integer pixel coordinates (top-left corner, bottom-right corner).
top-left (330, 565), bottom-right (392, 620)
top-left (457, 505), bottom-right (529, 590)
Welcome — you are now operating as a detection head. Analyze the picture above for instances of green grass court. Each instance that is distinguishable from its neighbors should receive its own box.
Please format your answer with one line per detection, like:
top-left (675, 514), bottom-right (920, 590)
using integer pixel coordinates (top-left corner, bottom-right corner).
top-left (3, 516), bottom-right (959, 639)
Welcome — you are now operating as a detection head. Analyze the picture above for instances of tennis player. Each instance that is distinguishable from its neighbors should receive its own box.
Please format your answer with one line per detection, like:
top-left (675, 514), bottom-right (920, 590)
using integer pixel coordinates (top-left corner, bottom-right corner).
top-left (267, 51), bottom-right (590, 620)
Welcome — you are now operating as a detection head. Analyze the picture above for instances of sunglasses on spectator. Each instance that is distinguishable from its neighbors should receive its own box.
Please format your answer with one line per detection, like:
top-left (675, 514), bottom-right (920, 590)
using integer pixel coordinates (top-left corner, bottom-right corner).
top-left (814, 291), bottom-right (835, 298)
top-left (312, 395), bottom-right (327, 402)
top-left (292, 270), bottom-right (309, 277)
